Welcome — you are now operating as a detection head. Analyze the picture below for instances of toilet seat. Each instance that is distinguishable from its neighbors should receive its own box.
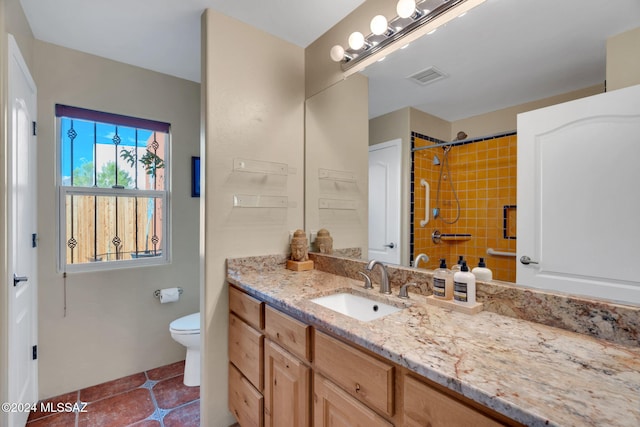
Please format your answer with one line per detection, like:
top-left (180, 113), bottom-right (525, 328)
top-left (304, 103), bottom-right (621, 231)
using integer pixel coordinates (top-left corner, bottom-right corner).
top-left (170, 312), bottom-right (200, 334)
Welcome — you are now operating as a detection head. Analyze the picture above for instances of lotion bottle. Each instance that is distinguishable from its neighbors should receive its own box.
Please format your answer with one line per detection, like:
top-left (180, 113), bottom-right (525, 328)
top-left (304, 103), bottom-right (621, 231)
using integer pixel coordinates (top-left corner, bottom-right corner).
top-left (453, 261), bottom-right (476, 306)
top-left (432, 259), bottom-right (453, 300)
top-left (472, 257), bottom-right (493, 282)
top-left (450, 255), bottom-right (464, 273)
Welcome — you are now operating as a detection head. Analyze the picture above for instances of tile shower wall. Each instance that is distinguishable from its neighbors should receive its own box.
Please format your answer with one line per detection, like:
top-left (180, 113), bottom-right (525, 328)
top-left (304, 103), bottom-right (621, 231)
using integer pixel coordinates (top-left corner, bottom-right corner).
top-left (412, 133), bottom-right (517, 282)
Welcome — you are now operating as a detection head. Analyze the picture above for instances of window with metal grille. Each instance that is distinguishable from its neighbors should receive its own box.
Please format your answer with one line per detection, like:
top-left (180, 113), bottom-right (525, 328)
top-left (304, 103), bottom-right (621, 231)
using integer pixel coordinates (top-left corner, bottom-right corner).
top-left (56, 104), bottom-right (170, 271)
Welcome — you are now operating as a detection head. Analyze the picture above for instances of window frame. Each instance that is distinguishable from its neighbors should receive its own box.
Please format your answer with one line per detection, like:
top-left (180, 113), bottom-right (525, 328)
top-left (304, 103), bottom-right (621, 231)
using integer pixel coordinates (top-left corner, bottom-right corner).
top-left (55, 107), bottom-right (171, 273)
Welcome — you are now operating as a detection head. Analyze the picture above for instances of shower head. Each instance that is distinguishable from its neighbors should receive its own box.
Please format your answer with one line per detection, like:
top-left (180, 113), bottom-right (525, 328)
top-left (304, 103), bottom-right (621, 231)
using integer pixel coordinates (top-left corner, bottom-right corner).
top-left (433, 155), bottom-right (441, 165)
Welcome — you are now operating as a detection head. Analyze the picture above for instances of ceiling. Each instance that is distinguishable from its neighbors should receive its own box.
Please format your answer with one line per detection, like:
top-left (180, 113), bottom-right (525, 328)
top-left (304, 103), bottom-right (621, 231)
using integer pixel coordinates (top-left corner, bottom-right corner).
top-left (363, 0), bottom-right (640, 121)
top-left (19, 0), bottom-right (365, 83)
top-left (18, 0), bottom-right (640, 123)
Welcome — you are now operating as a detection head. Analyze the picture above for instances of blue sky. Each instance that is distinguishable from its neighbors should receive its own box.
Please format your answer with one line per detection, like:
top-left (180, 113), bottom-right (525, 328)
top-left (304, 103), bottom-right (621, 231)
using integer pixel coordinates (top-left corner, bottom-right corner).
top-left (60, 117), bottom-right (153, 179)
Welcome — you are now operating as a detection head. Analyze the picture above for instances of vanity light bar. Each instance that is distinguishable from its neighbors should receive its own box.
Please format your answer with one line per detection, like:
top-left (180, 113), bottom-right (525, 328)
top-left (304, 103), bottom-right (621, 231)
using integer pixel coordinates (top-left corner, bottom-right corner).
top-left (331, 0), bottom-right (468, 71)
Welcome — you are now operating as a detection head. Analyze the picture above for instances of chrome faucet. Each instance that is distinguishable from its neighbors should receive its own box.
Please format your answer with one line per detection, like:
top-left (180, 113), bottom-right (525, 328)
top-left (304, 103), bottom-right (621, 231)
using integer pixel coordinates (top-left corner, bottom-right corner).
top-left (413, 253), bottom-right (429, 268)
top-left (365, 260), bottom-right (391, 294)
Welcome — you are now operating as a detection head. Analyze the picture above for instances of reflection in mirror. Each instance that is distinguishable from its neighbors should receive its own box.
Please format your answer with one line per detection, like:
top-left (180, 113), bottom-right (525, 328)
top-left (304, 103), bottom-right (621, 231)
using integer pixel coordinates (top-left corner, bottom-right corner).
top-left (360, 0), bottom-right (639, 283)
top-left (411, 131), bottom-right (517, 282)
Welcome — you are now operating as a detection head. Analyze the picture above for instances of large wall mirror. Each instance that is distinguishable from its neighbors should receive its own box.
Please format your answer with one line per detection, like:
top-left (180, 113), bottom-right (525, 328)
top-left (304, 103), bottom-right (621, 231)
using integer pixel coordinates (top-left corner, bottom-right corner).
top-left (305, 0), bottom-right (640, 289)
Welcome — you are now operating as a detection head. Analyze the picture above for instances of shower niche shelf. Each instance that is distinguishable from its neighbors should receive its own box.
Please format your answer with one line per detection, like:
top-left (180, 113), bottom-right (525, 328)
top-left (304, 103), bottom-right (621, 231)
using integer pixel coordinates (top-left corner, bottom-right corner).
top-left (432, 230), bottom-right (472, 244)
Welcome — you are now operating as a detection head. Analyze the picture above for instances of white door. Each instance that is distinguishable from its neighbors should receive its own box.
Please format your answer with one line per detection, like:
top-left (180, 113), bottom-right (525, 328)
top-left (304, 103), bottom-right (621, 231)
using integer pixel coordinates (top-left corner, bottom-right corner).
top-left (517, 84), bottom-right (640, 304)
top-left (368, 139), bottom-right (401, 264)
top-left (7, 34), bottom-right (38, 427)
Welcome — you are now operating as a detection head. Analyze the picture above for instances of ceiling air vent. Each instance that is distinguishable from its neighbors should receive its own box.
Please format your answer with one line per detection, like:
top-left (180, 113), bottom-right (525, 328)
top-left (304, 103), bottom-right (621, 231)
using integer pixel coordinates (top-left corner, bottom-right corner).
top-left (407, 66), bottom-right (448, 86)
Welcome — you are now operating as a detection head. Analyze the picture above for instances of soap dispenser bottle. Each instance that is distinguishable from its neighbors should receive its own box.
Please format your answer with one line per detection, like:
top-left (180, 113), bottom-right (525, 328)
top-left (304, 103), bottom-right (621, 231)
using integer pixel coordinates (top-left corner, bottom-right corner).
top-left (450, 255), bottom-right (464, 273)
top-left (432, 259), bottom-right (453, 300)
top-left (453, 261), bottom-right (476, 306)
top-left (472, 257), bottom-right (493, 282)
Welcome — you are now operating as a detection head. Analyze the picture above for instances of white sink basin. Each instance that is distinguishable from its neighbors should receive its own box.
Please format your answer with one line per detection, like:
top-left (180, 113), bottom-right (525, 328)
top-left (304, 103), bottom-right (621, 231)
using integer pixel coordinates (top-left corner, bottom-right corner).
top-left (309, 292), bottom-right (401, 322)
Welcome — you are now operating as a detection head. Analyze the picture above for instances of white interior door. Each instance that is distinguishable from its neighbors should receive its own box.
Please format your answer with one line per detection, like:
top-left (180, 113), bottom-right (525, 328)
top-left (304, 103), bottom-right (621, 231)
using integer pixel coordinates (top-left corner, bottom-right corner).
top-left (517, 84), bottom-right (640, 304)
top-left (8, 34), bottom-right (38, 427)
top-left (368, 140), bottom-right (401, 264)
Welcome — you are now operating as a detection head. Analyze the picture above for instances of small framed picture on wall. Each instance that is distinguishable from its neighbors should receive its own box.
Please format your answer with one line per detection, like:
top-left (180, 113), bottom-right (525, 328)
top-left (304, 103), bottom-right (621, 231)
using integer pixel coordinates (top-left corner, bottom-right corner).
top-left (191, 156), bottom-right (200, 198)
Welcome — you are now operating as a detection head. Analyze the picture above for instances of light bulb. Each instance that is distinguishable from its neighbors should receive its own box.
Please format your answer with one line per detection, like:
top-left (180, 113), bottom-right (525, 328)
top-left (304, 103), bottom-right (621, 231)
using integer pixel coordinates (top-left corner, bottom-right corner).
top-left (370, 15), bottom-right (388, 36)
top-left (330, 45), bottom-right (345, 62)
top-left (396, 0), bottom-right (416, 19)
top-left (348, 31), bottom-right (366, 50)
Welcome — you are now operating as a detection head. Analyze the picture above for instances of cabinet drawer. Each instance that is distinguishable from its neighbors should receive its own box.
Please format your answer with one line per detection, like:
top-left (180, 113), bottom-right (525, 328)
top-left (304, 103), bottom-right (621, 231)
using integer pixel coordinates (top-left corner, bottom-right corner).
top-left (404, 375), bottom-right (506, 427)
top-left (229, 363), bottom-right (263, 427)
top-left (229, 285), bottom-right (264, 330)
top-left (229, 313), bottom-right (264, 390)
top-left (314, 373), bottom-right (393, 427)
top-left (264, 305), bottom-right (311, 362)
top-left (314, 331), bottom-right (394, 417)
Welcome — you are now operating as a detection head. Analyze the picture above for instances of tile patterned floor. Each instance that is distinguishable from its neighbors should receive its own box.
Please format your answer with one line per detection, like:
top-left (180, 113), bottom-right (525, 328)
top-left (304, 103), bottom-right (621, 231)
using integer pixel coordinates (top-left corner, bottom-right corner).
top-left (26, 361), bottom-right (199, 427)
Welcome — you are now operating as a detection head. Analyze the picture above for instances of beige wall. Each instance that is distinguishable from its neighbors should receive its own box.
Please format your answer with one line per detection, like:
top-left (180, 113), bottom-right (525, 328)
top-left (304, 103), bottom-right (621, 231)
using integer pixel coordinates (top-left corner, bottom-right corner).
top-left (607, 27), bottom-right (640, 91)
top-left (373, 85), bottom-right (604, 145)
top-left (450, 84), bottom-right (604, 139)
top-left (305, 74), bottom-right (369, 255)
top-left (33, 40), bottom-right (201, 398)
top-left (409, 108), bottom-right (451, 142)
top-left (5, 0), bottom-right (33, 69)
top-left (201, 9), bottom-right (305, 426)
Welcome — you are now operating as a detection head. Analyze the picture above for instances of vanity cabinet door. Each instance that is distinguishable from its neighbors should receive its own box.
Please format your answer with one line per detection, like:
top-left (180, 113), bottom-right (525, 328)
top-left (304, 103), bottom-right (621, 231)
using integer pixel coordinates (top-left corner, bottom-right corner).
top-left (314, 373), bottom-right (393, 427)
top-left (264, 340), bottom-right (311, 427)
top-left (403, 375), bottom-right (504, 427)
top-left (229, 363), bottom-right (264, 427)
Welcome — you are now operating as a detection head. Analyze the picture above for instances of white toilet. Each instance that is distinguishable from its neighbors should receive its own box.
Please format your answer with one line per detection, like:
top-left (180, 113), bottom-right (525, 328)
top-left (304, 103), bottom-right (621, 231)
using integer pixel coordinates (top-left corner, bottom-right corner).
top-left (170, 312), bottom-right (201, 387)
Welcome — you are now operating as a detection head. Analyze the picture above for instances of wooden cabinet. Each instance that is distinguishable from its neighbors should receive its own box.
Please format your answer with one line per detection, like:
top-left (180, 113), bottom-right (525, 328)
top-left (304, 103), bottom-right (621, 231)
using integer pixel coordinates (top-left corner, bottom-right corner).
top-left (230, 286), bottom-right (264, 330)
top-left (228, 285), bottom-right (518, 427)
top-left (263, 305), bottom-right (312, 426)
top-left (264, 340), bottom-right (311, 427)
top-left (229, 362), bottom-right (263, 427)
top-left (403, 375), bottom-right (506, 427)
top-left (228, 285), bottom-right (265, 426)
top-left (313, 373), bottom-right (393, 427)
top-left (229, 313), bottom-right (264, 391)
top-left (315, 331), bottom-right (394, 417)
top-left (265, 305), bottom-right (312, 362)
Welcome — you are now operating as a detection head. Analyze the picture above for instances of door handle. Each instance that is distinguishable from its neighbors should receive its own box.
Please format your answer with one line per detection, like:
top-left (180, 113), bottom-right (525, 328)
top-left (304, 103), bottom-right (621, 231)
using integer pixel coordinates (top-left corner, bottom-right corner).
top-left (520, 256), bottom-right (539, 265)
top-left (13, 274), bottom-right (28, 286)
top-left (384, 243), bottom-right (395, 249)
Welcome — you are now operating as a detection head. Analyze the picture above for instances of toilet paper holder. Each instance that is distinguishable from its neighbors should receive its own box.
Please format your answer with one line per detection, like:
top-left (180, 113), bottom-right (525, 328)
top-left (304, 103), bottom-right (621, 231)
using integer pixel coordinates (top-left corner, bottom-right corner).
top-left (154, 287), bottom-right (183, 298)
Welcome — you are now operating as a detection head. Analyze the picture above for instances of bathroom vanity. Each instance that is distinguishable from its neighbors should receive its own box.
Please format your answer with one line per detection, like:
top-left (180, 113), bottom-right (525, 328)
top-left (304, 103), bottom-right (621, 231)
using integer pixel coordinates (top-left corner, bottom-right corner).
top-left (226, 254), bottom-right (640, 427)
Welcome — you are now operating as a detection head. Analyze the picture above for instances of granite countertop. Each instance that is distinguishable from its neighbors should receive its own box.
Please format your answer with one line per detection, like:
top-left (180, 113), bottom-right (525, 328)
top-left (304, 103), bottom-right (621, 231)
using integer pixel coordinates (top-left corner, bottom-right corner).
top-left (227, 259), bottom-right (640, 427)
